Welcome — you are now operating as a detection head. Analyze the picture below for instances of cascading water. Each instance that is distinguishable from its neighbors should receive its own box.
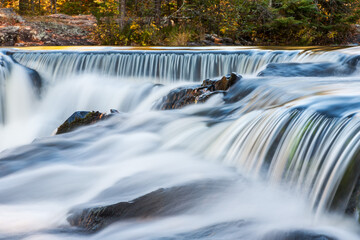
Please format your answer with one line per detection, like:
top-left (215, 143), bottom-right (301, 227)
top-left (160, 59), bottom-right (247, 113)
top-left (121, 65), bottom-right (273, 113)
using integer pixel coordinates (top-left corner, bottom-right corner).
top-left (1, 47), bottom-right (360, 240)
top-left (9, 48), bottom-right (346, 82)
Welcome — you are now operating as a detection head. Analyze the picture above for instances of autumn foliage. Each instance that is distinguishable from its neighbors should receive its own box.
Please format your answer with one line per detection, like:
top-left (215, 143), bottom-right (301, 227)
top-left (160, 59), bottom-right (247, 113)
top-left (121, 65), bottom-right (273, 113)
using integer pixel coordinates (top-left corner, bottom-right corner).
top-left (2, 0), bottom-right (360, 46)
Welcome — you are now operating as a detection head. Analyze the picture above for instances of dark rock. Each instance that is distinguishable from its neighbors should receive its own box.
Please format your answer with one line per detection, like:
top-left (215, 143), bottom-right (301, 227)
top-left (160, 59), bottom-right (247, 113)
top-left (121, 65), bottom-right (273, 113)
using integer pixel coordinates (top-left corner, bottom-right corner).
top-left (204, 34), bottom-right (221, 42)
top-left (157, 87), bottom-right (203, 110)
top-left (213, 76), bottom-right (228, 90)
top-left (263, 230), bottom-right (337, 240)
top-left (201, 73), bottom-right (240, 91)
top-left (155, 73), bottom-right (241, 110)
top-left (222, 37), bottom-right (234, 44)
top-left (56, 111), bottom-right (107, 135)
top-left (110, 109), bottom-right (119, 114)
top-left (67, 181), bottom-right (226, 232)
top-left (201, 40), bottom-right (216, 46)
top-left (204, 34), bottom-right (214, 41)
top-left (203, 34), bottom-right (224, 45)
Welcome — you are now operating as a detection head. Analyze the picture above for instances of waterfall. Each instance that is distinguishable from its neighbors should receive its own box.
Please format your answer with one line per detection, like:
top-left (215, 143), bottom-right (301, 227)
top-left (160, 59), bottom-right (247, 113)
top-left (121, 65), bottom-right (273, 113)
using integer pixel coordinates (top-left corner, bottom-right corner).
top-left (173, 107), bottom-right (360, 214)
top-left (0, 53), bottom-right (40, 125)
top-left (10, 49), bottom-right (346, 83)
top-left (1, 47), bottom-right (360, 239)
top-left (0, 54), bottom-right (10, 124)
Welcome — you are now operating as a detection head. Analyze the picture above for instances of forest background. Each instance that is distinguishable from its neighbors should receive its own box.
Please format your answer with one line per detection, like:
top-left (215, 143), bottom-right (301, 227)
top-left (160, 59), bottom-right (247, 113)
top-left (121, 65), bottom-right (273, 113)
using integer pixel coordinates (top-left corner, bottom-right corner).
top-left (1, 0), bottom-right (360, 46)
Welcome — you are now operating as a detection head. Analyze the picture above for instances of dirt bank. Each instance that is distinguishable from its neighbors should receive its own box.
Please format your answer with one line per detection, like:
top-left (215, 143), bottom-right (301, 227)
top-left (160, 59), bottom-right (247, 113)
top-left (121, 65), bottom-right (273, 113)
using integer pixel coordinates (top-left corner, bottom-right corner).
top-left (0, 8), bottom-right (98, 46)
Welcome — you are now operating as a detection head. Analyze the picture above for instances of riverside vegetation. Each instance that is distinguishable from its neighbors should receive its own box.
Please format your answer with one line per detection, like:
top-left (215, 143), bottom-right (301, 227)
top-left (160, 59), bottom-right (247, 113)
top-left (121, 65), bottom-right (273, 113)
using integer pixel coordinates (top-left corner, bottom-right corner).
top-left (1, 0), bottom-right (360, 46)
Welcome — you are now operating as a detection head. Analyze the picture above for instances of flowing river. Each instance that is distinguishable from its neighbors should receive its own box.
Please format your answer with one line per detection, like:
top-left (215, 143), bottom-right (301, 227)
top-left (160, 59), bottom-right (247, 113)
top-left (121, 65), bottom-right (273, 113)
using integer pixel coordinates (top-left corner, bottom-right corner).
top-left (1, 46), bottom-right (360, 239)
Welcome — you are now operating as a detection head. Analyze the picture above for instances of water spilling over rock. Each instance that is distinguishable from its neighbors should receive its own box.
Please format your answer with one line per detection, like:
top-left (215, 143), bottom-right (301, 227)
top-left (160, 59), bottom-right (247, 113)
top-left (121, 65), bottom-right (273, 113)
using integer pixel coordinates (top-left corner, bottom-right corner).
top-left (0, 47), bottom-right (360, 239)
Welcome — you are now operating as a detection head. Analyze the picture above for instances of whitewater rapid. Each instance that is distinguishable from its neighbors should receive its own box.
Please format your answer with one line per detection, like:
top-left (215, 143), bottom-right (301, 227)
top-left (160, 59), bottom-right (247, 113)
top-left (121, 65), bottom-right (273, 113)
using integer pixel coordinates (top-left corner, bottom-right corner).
top-left (0, 47), bottom-right (360, 239)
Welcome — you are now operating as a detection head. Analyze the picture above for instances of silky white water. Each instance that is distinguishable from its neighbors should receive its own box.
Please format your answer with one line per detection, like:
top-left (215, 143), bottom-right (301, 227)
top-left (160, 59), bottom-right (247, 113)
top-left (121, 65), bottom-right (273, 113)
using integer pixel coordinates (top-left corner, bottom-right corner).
top-left (11, 48), bottom-right (345, 82)
top-left (1, 47), bottom-right (360, 239)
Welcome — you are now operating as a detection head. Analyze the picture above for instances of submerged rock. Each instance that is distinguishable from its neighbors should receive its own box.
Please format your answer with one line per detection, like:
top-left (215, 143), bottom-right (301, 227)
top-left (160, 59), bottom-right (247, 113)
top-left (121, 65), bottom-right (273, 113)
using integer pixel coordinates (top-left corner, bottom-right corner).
top-left (67, 181), bottom-right (225, 232)
top-left (155, 73), bottom-right (241, 110)
top-left (56, 111), bottom-right (108, 135)
top-left (263, 230), bottom-right (337, 240)
top-left (257, 61), bottom-right (358, 77)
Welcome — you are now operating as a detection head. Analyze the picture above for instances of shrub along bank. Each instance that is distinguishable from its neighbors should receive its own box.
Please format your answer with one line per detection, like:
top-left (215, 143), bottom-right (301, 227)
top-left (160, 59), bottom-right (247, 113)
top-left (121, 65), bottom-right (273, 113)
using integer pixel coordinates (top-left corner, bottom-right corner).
top-left (2, 0), bottom-right (360, 46)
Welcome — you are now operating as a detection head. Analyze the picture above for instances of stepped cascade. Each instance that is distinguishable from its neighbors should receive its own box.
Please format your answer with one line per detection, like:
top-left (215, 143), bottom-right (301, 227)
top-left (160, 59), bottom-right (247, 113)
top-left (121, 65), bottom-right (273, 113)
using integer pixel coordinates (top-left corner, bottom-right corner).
top-left (1, 47), bottom-right (360, 240)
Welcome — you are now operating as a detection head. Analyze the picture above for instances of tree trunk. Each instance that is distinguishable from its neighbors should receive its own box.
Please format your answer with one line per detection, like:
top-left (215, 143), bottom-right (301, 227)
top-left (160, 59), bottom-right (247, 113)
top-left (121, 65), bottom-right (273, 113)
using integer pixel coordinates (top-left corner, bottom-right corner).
top-left (120, 0), bottom-right (126, 29)
top-left (154, 0), bottom-right (161, 25)
top-left (51, 0), bottom-right (57, 14)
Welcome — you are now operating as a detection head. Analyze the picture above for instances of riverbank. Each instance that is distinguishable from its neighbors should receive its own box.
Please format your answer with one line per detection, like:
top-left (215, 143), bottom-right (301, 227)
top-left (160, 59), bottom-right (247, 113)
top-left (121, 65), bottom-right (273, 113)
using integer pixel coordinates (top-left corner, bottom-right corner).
top-left (1, 8), bottom-right (360, 47)
top-left (0, 8), bottom-right (97, 46)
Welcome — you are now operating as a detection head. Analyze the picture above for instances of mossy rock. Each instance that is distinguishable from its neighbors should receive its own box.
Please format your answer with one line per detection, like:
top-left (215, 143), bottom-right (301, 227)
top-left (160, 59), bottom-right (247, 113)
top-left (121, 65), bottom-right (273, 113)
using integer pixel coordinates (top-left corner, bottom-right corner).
top-left (56, 111), bottom-right (106, 135)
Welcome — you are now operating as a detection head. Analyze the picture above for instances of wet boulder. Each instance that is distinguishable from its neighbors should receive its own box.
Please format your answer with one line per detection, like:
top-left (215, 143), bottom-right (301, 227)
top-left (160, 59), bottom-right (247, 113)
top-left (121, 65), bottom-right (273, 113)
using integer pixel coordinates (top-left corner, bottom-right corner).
top-left (155, 73), bottom-right (241, 110)
top-left (67, 181), bottom-right (225, 232)
top-left (56, 111), bottom-right (109, 135)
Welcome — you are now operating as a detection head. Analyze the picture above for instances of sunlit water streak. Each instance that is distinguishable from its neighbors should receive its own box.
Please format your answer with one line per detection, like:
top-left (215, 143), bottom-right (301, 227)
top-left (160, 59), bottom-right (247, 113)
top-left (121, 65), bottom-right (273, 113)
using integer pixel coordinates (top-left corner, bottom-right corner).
top-left (0, 47), bottom-right (360, 239)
